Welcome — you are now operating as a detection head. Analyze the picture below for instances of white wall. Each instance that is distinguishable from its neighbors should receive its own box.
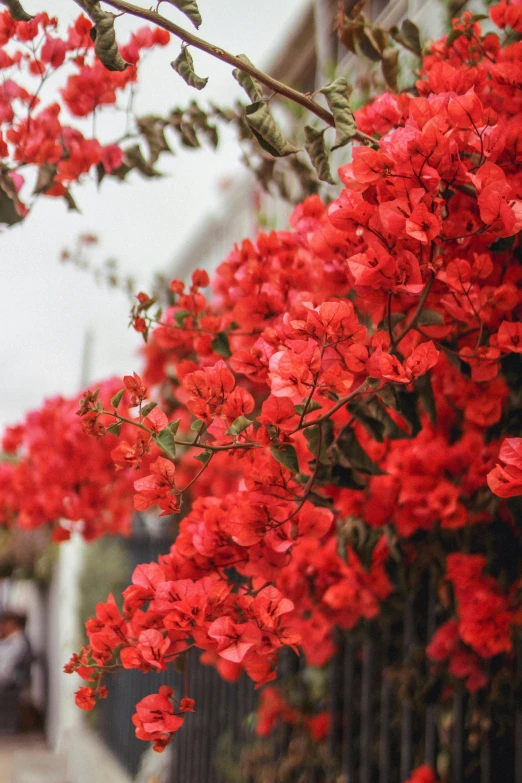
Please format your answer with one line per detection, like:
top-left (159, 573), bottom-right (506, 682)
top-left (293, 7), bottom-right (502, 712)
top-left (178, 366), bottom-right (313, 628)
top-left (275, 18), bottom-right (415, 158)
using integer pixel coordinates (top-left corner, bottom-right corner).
top-left (45, 535), bottom-right (86, 751)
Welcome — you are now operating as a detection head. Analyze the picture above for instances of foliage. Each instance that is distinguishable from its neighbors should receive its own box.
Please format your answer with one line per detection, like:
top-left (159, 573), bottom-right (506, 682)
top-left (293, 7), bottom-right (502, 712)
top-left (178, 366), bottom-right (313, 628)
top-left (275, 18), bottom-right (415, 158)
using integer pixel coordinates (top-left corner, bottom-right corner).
top-left (0, 0), bottom-right (522, 773)
top-left (0, 525), bottom-right (56, 582)
top-left (77, 536), bottom-right (129, 630)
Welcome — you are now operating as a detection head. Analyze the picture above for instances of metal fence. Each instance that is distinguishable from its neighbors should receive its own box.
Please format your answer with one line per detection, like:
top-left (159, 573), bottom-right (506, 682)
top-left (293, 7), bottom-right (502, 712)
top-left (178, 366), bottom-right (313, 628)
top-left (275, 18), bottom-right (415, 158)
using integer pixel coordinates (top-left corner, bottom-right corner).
top-left (322, 582), bottom-right (522, 783)
top-left (323, 630), bottom-right (522, 783)
top-left (97, 539), bottom-right (522, 782)
top-left (169, 654), bottom-right (257, 783)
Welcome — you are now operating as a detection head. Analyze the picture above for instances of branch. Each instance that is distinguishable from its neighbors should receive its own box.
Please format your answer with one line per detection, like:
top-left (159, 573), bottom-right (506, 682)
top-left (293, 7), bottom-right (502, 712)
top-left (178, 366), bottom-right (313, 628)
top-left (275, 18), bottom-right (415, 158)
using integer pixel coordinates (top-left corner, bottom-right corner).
top-left (391, 272), bottom-right (435, 349)
top-left (97, 0), bottom-right (376, 146)
top-left (98, 409), bottom-right (258, 452)
top-left (273, 423), bottom-right (323, 527)
top-left (292, 378), bottom-right (371, 433)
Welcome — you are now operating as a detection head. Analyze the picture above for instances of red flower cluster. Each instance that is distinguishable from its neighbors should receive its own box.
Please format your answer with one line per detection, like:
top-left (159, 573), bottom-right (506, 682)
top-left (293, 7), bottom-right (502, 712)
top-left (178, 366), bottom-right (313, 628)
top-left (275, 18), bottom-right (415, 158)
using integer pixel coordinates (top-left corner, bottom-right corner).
top-left (0, 11), bottom-right (169, 215)
top-left (487, 437), bottom-right (522, 497)
top-left (405, 765), bottom-right (438, 783)
top-left (0, 378), bottom-right (138, 540)
top-left (63, 4), bottom-right (522, 745)
top-left (256, 684), bottom-right (329, 742)
top-left (446, 553), bottom-right (515, 658)
top-left (132, 686), bottom-right (185, 752)
top-left (66, 576), bottom-right (300, 746)
top-left (0, 0), bottom-right (520, 756)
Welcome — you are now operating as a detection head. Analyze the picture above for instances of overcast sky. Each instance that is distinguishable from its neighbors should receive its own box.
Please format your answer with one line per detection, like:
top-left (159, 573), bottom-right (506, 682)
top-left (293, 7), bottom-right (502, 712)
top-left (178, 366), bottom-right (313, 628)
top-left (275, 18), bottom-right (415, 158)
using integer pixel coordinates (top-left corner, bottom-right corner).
top-left (0, 0), bottom-right (308, 430)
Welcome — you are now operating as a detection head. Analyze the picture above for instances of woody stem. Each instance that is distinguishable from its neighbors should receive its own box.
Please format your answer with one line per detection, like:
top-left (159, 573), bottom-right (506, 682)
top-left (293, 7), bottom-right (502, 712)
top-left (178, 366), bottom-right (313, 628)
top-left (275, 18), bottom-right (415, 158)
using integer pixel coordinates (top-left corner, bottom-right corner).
top-left (184, 651), bottom-right (189, 698)
top-left (97, 409), bottom-right (257, 452)
top-left (392, 272), bottom-right (435, 349)
top-left (293, 379), bottom-right (371, 433)
top-left (98, 0), bottom-right (376, 146)
top-left (273, 424), bottom-right (323, 527)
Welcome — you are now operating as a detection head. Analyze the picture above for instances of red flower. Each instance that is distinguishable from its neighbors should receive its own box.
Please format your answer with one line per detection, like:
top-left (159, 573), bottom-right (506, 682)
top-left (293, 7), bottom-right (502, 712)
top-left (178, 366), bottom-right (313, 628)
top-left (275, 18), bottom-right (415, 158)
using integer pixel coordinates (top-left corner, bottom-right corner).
top-left (405, 765), bottom-right (438, 783)
top-left (75, 687), bottom-right (96, 711)
top-left (132, 686), bottom-right (184, 750)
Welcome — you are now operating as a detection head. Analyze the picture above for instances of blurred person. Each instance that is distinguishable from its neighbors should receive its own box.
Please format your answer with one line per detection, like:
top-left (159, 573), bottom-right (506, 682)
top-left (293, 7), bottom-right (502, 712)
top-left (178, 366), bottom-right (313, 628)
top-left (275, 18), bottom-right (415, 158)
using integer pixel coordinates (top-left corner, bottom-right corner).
top-left (0, 611), bottom-right (31, 690)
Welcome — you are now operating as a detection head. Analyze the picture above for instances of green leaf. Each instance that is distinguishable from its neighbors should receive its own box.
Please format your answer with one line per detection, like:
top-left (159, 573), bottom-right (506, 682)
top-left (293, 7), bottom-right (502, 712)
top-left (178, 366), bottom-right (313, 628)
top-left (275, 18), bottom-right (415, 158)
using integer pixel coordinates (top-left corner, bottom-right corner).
top-left (211, 331), bottom-right (232, 358)
top-left (0, 0), bottom-right (33, 21)
top-left (295, 399), bottom-right (323, 416)
top-left (227, 415), bottom-right (252, 436)
top-left (125, 145), bottom-right (162, 178)
top-left (174, 310), bottom-right (192, 327)
top-left (330, 464), bottom-right (367, 489)
top-left (418, 308), bottom-right (444, 326)
top-left (445, 28), bottom-right (463, 48)
top-left (375, 385), bottom-right (401, 412)
top-left (63, 189), bottom-right (79, 213)
top-left (377, 311), bottom-right (405, 332)
top-left (34, 164), bottom-right (58, 195)
top-left (110, 389), bottom-right (125, 409)
top-left (396, 389), bottom-right (422, 437)
top-left (191, 419), bottom-right (207, 433)
top-left (489, 236), bottom-right (515, 253)
top-left (0, 168), bottom-right (24, 226)
top-left (194, 449), bottom-right (212, 465)
top-left (339, 19), bottom-right (358, 53)
top-left (168, 419), bottom-right (181, 435)
top-left (171, 47), bottom-right (208, 90)
top-left (333, 426), bottom-right (386, 475)
top-left (356, 29), bottom-right (383, 61)
top-left (270, 443), bottom-right (299, 473)
top-left (162, 0), bottom-right (201, 28)
top-left (319, 78), bottom-right (357, 151)
top-left (381, 48), bottom-right (399, 90)
top-left (304, 126), bottom-right (335, 184)
top-left (245, 101), bottom-right (300, 158)
top-left (232, 54), bottom-right (263, 102)
top-left (369, 26), bottom-right (388, 55)
top-left (89, 9), bottom-right (130, 72)
top-left (303, 421), bottom-right (334, 465)
top-left (416, 372), bottom-right (437, 427)
top-left (348, 397), bottom-right (409, 441)
top-left (141, 401), bottom-right (157, 417)
top-left (347, 404), bottom-right (384, 442)
top-left (137, 116), bottom-right (171, 165)
top-left (337, 515), bottom-right (370, 561)
top-left (106, 423), bottom-right (121, 437)
top-left (399, 19), bottom-right (422, 55)
top-left (154, 428), bottom-right (177, 459)
top-left (442, 348), bottom-right (463, 373)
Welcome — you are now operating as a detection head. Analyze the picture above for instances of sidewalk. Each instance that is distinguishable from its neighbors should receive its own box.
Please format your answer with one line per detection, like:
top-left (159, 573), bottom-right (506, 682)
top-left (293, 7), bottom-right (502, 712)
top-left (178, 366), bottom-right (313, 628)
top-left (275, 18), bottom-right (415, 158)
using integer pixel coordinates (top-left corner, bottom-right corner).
top-left (0, 734), bottom-right (68, 783)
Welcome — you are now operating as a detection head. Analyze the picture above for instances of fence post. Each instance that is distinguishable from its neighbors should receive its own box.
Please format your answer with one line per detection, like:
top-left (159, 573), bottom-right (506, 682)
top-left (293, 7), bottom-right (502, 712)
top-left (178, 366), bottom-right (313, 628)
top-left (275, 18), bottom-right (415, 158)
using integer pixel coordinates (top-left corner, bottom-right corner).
top-left (452, 689), bottom-right (465, 783)
top-left (379, 625), bottom-right (392, 783)
top-left (516, 640), bottom-right (522, 783)
top-left (360, 631), bottom-right (375, 783)
top-left (400, 596), bottom-right (414, 782)
top-left (342, 634), bottom-right (355, 783)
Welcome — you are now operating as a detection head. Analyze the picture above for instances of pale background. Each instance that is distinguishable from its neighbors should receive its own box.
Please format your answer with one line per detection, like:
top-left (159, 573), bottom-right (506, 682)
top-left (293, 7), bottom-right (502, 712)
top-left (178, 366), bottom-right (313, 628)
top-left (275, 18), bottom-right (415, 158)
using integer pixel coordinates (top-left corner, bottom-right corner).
top-left (0, 0), bottom-right (307, 429)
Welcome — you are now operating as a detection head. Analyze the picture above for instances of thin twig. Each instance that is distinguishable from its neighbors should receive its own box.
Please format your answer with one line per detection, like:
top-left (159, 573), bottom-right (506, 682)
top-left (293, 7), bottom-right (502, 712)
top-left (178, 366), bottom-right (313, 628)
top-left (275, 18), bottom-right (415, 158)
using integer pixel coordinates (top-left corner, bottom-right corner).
top-left (291, 379), bottom-right (371, 434)
top-left (392, 272), bottom-right (435, 349)
top-left (272, 424), bottom-right (323, 527)
top-left (97, 409), bottom-right (258, 452)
